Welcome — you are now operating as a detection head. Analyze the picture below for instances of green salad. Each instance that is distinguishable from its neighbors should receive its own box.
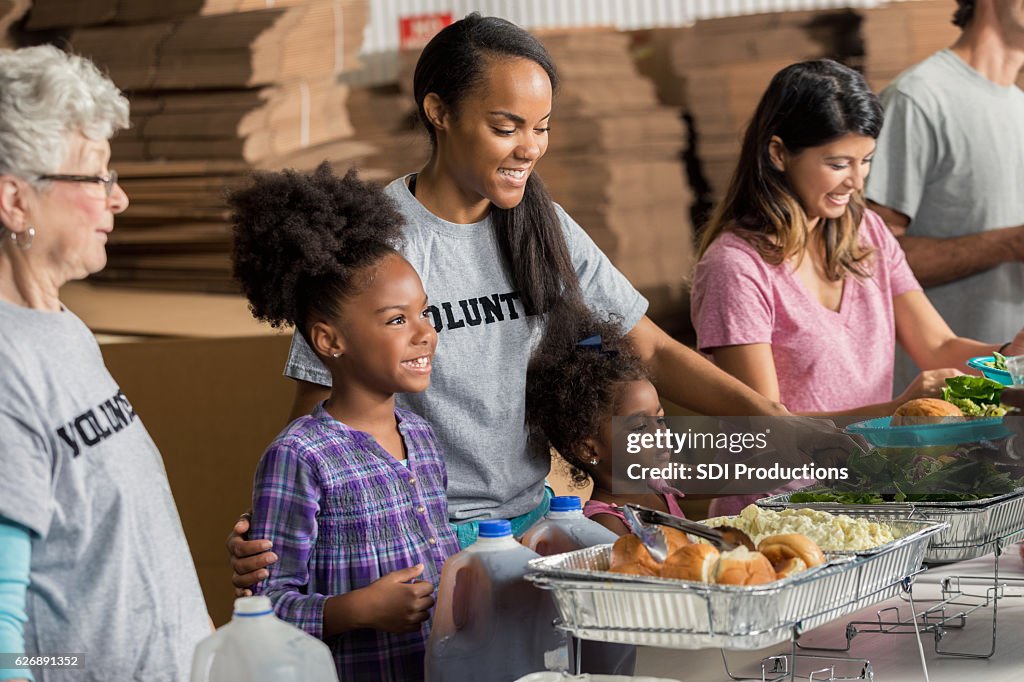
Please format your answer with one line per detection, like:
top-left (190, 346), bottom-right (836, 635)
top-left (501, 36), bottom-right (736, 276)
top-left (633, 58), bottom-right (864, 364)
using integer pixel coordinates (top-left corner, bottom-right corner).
top-left (941, 375), bottom-right (1008, 417)
top-left (789, 446), bottom-right (1024, 504)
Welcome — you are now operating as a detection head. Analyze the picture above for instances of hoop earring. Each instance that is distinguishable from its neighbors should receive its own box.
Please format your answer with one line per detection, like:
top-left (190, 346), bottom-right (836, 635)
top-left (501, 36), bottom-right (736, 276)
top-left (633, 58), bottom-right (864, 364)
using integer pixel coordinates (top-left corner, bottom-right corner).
top-left (12, 226), bottom-right (34, 250)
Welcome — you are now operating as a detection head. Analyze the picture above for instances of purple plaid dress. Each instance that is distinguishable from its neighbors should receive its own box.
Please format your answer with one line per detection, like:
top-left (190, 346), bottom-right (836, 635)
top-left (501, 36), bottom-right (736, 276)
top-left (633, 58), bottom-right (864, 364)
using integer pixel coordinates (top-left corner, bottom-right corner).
top-left (251, 404), bottom-right (459, 681)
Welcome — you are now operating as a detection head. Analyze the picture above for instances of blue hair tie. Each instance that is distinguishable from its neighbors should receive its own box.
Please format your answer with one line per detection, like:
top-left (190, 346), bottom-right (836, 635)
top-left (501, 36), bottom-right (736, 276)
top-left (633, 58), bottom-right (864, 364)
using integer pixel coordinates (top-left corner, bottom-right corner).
top-left (576, 334), bottom-right (619, 358)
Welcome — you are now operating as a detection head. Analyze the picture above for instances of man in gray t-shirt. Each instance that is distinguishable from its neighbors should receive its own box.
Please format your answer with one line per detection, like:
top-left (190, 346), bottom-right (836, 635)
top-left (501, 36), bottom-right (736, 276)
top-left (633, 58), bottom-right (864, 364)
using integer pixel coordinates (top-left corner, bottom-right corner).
top-left (865, 0), bottom-right (1024, 392)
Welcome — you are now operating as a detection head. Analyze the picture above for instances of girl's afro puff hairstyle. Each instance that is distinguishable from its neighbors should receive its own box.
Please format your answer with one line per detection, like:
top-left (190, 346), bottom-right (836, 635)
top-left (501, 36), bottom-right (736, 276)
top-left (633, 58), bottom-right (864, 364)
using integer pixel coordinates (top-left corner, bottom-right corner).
top-left (525, 302), bottom-right (648, 487)
top-left (229, 163), bottom-right (406, 343)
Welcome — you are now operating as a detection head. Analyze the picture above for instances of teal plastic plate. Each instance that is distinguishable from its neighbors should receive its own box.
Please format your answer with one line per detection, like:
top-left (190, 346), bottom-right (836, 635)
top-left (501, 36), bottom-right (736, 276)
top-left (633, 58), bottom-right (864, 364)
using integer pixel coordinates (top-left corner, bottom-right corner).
top-left (967, 356), bottom-right (1013, 386)
top-left (846, 416), bottom-right (1011, 447)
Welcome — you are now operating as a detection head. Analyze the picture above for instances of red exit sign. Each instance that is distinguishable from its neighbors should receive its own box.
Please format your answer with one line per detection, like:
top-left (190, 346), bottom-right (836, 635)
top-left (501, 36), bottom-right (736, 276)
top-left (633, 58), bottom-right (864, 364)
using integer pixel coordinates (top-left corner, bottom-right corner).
top-left (399, 13), bottom-right (453, 50)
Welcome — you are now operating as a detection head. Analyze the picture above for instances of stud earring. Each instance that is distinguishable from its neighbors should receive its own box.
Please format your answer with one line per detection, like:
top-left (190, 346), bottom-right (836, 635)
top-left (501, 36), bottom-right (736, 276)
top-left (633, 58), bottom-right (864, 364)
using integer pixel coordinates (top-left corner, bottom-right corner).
top-left (589, 458), bottom-right (599, 466)
top-left (331, 352), bottom-right (342, 358)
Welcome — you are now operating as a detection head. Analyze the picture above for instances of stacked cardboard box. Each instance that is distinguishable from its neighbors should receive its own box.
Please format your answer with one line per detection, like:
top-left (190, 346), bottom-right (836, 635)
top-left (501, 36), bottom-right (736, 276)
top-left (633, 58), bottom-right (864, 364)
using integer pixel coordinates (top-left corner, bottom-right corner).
top-left (341, 80), bottom-right (429, 182)
top-left (540, 30), bottom-right (696, 330)
top-left (659, 10), bottom-right (860, 206)
top-left (34, 0), bottom-right (371, 163)
top-left (24, 0), bottom-right (311, 27)
top-left (64, 1), bottom-right (368, 92)
top-left (115, 81), bottom-right (355, 163)
top-left (631, 11), bottom-right (859, 217)
top-left (20, 0), bottom-right (373, 292)
top-left (93, 139), bottom-right (377, 293)
top-left (862, 0), bottom-right (958, 92)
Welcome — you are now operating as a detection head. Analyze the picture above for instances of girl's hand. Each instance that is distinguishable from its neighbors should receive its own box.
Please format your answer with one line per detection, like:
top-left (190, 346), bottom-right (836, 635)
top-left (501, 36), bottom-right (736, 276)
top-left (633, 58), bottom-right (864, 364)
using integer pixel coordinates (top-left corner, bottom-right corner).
top-left (896, 368), bottom-right (963, 406)
top-left (226, 512), bottom-right (278, 597)
top-left (359, 564), bottom-right (436, 633)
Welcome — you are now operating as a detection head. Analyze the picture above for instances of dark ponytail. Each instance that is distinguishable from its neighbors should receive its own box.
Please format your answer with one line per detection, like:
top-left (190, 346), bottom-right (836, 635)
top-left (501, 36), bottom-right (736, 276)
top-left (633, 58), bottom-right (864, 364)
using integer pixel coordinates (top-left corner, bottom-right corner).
top-left (952, 0), bottom-right (974, 28)
top-left (413, 12), bottom-right (581, 315)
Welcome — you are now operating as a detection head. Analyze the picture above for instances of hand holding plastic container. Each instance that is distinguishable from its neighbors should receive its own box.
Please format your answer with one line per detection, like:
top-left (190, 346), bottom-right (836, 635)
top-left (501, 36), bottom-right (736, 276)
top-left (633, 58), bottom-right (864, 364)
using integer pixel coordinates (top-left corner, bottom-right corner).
top-left (191, 596), bottom-right (338, 682)
top-left (425, 520), bottom-right (568, 681)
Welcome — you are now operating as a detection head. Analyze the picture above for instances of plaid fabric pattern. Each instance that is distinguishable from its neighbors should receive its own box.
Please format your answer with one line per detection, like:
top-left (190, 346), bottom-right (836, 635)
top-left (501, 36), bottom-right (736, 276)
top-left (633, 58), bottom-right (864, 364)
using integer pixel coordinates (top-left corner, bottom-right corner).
top-left (251, 404), bottom-right (459, 681)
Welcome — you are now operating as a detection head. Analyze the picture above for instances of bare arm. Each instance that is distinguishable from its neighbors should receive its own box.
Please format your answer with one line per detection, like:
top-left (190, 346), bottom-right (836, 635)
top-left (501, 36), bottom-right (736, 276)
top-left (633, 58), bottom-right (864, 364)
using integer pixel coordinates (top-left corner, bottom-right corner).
top-left (869, 201), bottom-right (1024, 288)
top-left (590, 512), bottom-right (630, 536)
top-left (893, 290), bottom-right (1003, 368)
top-left (712, 343), bottom-right (903, 417)
top-left (712, 341), bottom-right (966, 418)
top-left (289, 379), bottom-right (331, 422)
top-left (626, 316), bottom-right (788, 417)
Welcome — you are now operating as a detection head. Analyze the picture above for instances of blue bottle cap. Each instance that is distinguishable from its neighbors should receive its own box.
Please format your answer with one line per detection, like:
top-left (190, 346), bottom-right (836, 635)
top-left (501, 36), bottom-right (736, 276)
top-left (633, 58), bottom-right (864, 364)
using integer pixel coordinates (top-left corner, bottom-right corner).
top-left (478, 519), bottom-right (512, 538)
top-left (549, 496), bottom-right (582, 512)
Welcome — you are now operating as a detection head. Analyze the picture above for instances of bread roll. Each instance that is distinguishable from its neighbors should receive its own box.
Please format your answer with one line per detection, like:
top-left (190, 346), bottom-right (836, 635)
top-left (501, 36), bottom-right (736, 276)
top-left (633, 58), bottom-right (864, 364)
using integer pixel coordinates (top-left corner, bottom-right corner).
top-left (758, 534), bottom-right (825, 571)
top-left (662, 526), bottom-right (691, 555)
top-left (660, 544), bottom-right (719, 582)
top-left (713, 547), bottom-right (776, 586)
top-left (774, 557), bottom-right (808, 579)
top-left (891, 398), bottom-right (964, 426)
top-left (609, 535), bottom-right (659, 576)
top-left (609, 560), bottom-right (659, 577)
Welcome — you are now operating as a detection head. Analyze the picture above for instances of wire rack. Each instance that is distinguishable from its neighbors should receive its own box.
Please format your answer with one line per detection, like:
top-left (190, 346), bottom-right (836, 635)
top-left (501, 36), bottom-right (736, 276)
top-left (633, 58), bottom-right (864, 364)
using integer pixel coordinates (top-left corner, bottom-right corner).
top-left (757, 491), bottom-right (1024, 659)
top-left (794, 526), bottom-right (1024, 660)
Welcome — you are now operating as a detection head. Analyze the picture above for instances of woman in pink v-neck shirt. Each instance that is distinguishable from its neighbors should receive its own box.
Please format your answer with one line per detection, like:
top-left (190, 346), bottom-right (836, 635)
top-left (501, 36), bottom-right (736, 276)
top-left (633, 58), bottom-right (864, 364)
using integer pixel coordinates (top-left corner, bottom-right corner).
top-left (691, 60), bottom-right (1024, 417)
top-left (694, 211), bottom-right (917, 413)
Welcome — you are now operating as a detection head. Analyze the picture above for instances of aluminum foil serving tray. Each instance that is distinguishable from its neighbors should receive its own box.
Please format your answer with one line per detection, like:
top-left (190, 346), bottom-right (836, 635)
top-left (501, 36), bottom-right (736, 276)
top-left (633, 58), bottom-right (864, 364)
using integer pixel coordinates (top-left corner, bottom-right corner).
top-left (526, 519), bottom-right (944, 650)
top-left (756, 489), bottom-right (1024, 563)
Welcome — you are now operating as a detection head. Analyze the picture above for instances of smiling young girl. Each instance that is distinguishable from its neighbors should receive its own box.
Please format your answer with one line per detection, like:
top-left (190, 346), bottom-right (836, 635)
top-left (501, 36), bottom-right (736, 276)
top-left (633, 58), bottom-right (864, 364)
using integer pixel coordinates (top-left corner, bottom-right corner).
top-left (230, 164), bottom-right (459, 681)
top-left (525, 307), bottom-right (688, 536)
top-left (692, 59), bottom-right (1024, 419)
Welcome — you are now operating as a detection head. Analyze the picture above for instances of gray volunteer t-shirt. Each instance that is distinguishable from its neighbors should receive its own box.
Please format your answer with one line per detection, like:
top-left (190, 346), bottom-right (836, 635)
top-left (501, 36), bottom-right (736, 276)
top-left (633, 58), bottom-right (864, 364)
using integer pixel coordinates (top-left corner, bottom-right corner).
top-left (865, 49), bottom-right (1024, 391)
top-left (285, 175), bottom-right (648, 521)
top-left (0, 302), bottom-right (209, 681)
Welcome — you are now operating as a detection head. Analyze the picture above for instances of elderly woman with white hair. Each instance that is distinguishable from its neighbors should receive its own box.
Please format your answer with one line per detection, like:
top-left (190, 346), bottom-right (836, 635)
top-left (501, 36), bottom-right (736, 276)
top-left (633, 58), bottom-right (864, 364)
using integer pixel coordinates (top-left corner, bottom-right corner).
top-left (0, 46), bottom-right (210, 681)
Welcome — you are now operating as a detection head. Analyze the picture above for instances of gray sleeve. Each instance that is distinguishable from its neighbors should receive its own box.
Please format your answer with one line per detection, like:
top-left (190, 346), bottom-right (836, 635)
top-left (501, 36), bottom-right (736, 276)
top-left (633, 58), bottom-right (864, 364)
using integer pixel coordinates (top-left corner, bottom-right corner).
top-left (0, 373), bottom-right (55, 538)
top-left (283, 332), bottom-right (332, 387)
top-left (557, 204), bottom-right (649, 331)
top-left (864, 89), bottom-right (939, 225)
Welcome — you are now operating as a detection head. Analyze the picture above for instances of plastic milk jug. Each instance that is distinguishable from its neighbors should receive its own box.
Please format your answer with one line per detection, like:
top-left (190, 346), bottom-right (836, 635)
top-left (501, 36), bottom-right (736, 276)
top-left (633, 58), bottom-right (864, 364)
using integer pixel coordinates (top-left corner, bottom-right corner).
top-left (521, 496), bottom-right (636, 675)
top-left (520, 495), bottom-right (619, 554)
top-left (190, 596), bottom-right (338, 682)
top-left (425, 519), bottom-right (569, 681)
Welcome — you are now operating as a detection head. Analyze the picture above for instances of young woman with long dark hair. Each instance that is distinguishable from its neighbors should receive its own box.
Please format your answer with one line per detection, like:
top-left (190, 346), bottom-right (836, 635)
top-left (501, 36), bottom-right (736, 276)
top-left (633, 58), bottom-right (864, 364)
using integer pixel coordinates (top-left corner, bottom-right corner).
top-left (692, 59), bottom-right (1024, 418)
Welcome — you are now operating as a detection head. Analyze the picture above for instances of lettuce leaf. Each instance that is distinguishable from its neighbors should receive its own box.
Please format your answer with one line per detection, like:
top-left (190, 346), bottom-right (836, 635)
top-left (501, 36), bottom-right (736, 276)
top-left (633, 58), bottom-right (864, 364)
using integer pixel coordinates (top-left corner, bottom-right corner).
top-left (943, 375), bottom-right (1004, 405)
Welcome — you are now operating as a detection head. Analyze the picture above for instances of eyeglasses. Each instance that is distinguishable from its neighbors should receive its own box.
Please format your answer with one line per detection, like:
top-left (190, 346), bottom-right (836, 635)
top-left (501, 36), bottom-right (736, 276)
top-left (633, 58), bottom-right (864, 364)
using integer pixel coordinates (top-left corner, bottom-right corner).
top-left (37, 170), bottom-right (119, 198)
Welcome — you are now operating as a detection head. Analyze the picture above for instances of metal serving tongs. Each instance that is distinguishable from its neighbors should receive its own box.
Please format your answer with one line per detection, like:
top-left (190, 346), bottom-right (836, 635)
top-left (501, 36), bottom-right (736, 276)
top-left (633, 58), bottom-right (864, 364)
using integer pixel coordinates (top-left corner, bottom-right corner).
top-left (622, 504), bottom-right (755, 561)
